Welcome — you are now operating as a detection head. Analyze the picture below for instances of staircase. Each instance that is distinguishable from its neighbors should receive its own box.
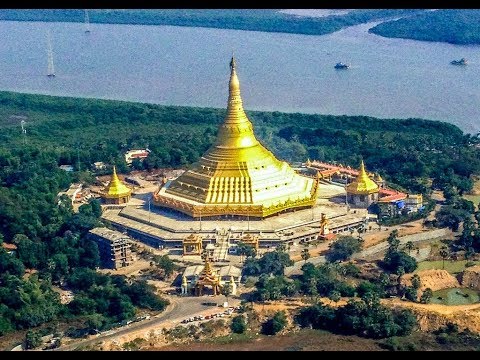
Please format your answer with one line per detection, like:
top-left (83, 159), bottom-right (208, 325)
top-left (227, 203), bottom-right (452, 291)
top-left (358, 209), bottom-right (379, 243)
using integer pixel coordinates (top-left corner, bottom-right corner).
top-left (212, 228), bottom-right (230, 261)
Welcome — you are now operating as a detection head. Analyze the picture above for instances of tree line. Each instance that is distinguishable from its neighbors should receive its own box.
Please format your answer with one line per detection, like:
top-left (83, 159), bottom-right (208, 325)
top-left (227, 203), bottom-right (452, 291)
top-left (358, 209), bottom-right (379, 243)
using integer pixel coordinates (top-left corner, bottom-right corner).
top-left (0, 9), bottom-right (425, 37)
top-left (370, 10), bottom-right (480, 45)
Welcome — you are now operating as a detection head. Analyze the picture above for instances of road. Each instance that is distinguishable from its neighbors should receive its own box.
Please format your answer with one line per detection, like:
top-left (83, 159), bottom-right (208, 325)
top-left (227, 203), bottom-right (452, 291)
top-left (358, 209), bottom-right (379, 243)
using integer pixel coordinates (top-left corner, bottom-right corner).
top-left (55, 295), bottom-right (236, 351)
top-left (285, 228), bottom-right (449, 276)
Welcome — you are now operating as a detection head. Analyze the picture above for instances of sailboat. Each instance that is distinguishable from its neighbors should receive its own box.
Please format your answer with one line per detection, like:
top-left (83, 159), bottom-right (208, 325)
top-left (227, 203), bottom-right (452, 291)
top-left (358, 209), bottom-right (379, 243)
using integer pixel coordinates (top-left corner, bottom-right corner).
top-left (46, 30), bottom-right (55, 77)
top-left (84, 9), bottom-right (91, 33)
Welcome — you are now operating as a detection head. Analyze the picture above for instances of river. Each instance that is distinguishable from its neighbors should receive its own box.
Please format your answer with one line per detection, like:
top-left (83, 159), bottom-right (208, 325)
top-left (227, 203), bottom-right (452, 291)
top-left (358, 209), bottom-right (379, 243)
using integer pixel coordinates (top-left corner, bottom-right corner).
top-left (0, 18), bottom-right (479, 133)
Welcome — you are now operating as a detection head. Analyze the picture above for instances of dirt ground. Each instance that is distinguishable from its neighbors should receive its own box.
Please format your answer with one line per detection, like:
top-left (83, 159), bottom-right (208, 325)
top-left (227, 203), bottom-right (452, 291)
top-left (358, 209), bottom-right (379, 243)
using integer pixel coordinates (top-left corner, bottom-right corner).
top-left (153, 329), bottom-right (386, 351)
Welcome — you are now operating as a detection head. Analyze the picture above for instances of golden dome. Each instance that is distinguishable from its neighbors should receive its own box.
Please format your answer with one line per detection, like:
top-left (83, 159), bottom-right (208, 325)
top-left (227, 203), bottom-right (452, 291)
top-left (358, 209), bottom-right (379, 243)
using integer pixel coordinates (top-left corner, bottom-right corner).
top-left (104, 166), bottom-right (132, 198)
top-left (346, 160), bottom-right (379, 195)
top-left (154, 57), bottom-right (318, 218)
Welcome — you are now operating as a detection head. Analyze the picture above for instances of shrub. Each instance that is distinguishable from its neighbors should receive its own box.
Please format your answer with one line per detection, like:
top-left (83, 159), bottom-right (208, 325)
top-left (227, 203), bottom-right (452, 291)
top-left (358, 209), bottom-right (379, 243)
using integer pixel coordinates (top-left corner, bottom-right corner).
top-left (261, 311), bottom-right (287, 335)
top-left (230, 315), bottom-right (247, 334)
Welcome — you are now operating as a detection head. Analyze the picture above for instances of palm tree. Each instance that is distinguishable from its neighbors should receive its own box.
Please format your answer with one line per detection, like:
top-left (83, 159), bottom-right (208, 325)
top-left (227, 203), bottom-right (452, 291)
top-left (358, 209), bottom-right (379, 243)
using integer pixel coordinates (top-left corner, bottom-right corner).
top-left (439, 246), bottom-right (449, 270)
top-left (405, 241), bottom-right (414, 255)
top-left (301, 248), bottom-right (310, 263)
top-left (221, 282), bottom-right (233, 306)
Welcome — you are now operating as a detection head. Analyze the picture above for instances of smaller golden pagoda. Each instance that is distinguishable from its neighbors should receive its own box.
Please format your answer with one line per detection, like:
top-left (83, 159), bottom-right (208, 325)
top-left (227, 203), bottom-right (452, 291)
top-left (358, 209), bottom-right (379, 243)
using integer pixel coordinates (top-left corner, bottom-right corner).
top-left (346, 160), bottom-right (379, 208)
top-left (194, 258), bottom-right (221, 296)
top-left (101, 166), bottom-right (132, 205)
top-left (182, 233), bottom-right (203, 256)
top-left (240, 233), bottom-right (259, 252)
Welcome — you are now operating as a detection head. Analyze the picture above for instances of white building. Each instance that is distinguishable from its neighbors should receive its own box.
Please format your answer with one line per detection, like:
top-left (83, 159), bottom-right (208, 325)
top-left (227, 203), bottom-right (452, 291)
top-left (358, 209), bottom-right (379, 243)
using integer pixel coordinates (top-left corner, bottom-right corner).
top-left (124, 149), bottom-right (151, 165)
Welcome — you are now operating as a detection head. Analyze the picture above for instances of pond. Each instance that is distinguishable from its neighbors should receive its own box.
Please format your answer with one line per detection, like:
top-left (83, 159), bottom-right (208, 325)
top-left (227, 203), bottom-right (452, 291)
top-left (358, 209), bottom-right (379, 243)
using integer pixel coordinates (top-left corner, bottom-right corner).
top-left (430, 288), bottom-right (480, 306)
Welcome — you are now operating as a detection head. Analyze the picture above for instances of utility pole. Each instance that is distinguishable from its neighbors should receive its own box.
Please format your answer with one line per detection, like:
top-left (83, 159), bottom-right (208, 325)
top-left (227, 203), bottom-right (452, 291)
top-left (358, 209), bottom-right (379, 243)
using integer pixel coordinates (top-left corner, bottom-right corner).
top-left (20, 120), bottom-right (27, 146)
top-left (84, 9), bottom-right (91, 34)
top-left (148, 195), bottom-right (151, 224)
top-left (345, 175), bottom-right (349, 212)
top-left (46, 30), bottom-right (55, 77)
top-left (76, 143), bottom-right (81, 171)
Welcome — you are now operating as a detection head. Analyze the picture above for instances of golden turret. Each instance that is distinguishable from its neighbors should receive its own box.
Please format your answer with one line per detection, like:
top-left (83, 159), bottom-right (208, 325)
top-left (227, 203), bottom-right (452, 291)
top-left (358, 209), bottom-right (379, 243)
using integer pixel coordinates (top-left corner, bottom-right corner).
top-left (101, 166), bottom-right (132, 204)
top-left (346, 160), bottom-right (379, 195)
top-left (194, 257), bottom-right (221, 296)
top-left (106, 166), bottom-right (132, 198)
top-left (154, 57), bottom-right (318, 218)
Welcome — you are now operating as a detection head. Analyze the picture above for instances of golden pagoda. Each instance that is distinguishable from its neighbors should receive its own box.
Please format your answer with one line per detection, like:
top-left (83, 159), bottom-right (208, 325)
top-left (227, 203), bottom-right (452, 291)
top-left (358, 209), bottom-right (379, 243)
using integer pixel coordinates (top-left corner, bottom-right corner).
top-left (153, 57), bottom-right (318, 218)
top-left (101, 166), bottom-right (132, 205)
top-left (194, 258), bottom-right (221, 296)
top-left (346, 160), bottom-right (379, 208)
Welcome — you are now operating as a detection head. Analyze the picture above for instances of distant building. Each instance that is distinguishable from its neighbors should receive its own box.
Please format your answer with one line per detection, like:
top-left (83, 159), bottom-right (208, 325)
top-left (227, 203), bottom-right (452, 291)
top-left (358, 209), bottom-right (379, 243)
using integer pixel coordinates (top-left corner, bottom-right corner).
top-left (124, 149), bottom-right (150, 165)
top-left (58, 183), bottom-right (86, 205)
top-left (59, 164), bottom-right (74, 172)
top-left (92, 161), bottom-right (107, 171)
top-left (405, 194), bottom-right (423, 212)
top-left (89, 227), bottom-right (134, 269)
top-left (2, 242), bottom-right (17, 255)
top-left (181, 260), bottom-right (241, 296)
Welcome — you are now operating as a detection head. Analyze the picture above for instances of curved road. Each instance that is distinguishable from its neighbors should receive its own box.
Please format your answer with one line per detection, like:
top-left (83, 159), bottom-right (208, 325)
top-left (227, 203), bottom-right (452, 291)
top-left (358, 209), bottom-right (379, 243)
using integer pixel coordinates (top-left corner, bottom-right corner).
top-left (56, 295), bottom-right (234, 351)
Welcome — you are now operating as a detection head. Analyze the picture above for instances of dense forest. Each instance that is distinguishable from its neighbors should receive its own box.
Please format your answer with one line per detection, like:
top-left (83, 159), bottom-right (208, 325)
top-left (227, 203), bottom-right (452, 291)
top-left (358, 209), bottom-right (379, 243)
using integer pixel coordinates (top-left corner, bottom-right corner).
top-left (1, 90), bottom-right (478, 195)
top-left (0, 9), bottom-right (425, 36)
top-left (0, 129), bottom-right (168, 341)
top-left (370, 10), bottom-right (480, 45)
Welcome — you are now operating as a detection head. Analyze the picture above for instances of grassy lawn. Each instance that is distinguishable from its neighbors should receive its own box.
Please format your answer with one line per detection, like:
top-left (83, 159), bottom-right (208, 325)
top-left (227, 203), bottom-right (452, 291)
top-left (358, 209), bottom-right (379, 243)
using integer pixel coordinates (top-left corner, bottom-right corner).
top-left (416, 260), bottom-right (480, 274)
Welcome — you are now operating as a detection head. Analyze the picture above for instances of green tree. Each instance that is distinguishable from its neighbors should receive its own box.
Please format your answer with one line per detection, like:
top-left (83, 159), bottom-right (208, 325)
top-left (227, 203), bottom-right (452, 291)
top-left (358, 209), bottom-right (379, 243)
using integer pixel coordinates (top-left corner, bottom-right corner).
top-left (154, 255), bottom-right (176, 279)
top-left (411, 274), bottom-right (421, 290)
top-left (326, 236), bottom-right (362, 262)
top-left (84, 313), bottom-right (105, 334)
top-left (439, 246), bottom-right (449, 270)
top-left (25, 330), bottom-right (42, 350)
top-left (243, 250), bottom-right (293, 276)
top-left (221, 281), bottom-right (233, 304)
top-left (420, 288), bottom-right (433, 304)
top-left (230, 315), bottom-right (247, 334)
top-left (262, 311), bottom-right (287, 335)
top-left (405, 241), bottom-right (414, 255)
top-left (237, 242), bottom-right (256, 261)
top-left (387, 230), bottom-right (400, 251)
top-left (301, 248), bottom-right (310, 263)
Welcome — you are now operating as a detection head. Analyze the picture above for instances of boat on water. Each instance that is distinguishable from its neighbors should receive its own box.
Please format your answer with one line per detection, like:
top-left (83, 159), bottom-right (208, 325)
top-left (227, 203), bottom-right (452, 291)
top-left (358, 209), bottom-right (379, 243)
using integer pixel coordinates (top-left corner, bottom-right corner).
top-left (450, 58), bottom-right (467, 66)
top-left (334, 62), bottom-right (350, 69)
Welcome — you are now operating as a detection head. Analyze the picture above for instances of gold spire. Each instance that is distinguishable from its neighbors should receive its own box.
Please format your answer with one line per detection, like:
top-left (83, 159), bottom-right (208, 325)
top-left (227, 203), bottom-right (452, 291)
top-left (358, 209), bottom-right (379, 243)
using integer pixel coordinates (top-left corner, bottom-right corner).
top-left (106, 166), bottom-right (132, 198)
top-left (203, 256), bottom-right (213, 275)
top-left (212, 56), bottom-right (260, 150)
top-left (155, 57), bottom-right (317, 218)
top-left (346, 160), bottom-right (379, 195)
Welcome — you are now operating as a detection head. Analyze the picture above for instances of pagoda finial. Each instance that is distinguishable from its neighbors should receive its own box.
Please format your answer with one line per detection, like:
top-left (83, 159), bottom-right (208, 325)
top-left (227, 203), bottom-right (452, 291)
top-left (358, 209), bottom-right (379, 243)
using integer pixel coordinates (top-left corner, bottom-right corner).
top-left (230, 53), bottom-right (236, 71)
top-left (359, 159), bottom-right (366, 175)
top-left (204, 256), bottom-right (212, 273)
top-left (221, 55), bottom-right (251, 130)
top-left (228, 56), bottom-right (240, 94)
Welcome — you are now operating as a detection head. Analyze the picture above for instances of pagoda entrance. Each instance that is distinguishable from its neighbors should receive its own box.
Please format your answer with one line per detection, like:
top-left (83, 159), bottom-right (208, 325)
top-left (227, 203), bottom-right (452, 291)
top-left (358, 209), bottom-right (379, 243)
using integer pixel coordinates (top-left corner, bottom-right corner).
top-left (194, 258), bottom-right (220, 296)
